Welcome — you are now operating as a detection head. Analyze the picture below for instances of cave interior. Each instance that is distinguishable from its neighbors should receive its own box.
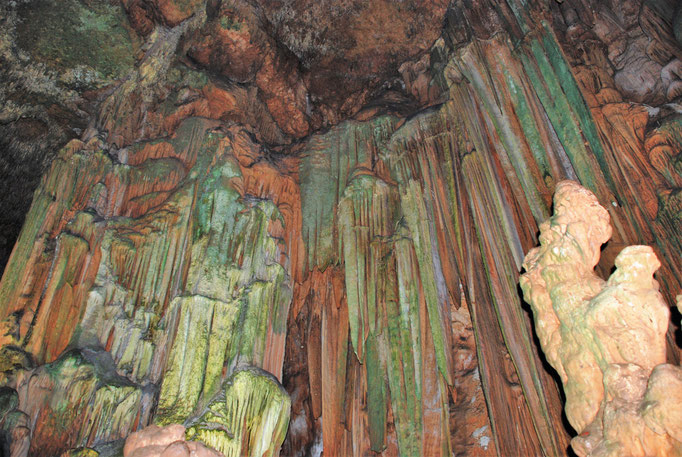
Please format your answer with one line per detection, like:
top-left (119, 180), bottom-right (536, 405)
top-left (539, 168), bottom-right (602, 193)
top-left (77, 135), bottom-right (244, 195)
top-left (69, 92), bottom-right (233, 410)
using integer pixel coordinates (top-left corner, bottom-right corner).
top-left (0, 0), bottom-right (681, 456)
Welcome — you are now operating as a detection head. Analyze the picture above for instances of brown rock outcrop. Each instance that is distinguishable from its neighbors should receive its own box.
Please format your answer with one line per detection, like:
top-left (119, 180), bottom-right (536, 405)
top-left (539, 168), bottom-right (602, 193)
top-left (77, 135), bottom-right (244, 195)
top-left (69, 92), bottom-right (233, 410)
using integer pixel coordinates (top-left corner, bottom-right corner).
top-left (254, 0), bottom-right (448, 117)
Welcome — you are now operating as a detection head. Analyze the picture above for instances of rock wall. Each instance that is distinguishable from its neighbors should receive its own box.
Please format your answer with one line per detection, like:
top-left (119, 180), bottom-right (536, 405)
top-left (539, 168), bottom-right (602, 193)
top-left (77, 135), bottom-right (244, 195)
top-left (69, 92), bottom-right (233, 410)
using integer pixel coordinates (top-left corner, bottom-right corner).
top-left (0, 115), bottom-right (296, 456)
top-left (0, 0), bottom-right (679, 456)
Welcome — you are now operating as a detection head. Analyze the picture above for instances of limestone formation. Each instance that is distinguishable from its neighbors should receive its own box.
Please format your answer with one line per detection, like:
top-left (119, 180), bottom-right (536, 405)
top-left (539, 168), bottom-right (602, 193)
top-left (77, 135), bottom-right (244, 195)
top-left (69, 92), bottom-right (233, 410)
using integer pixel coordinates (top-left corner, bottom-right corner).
top-left (0, 0), bottom-right (681, 456)
top-left (122, 424), bottom-right (222, 457)
top-left (185, 367), bottom-right (290, 457)
top-left (521, 181), bottom-right (682, 457)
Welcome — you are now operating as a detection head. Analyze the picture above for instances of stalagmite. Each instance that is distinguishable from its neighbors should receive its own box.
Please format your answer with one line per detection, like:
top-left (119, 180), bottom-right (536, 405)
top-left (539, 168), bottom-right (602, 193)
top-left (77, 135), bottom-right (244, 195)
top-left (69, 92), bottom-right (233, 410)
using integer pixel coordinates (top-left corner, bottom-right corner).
top-left (521, 180), bottom-right (682, 457)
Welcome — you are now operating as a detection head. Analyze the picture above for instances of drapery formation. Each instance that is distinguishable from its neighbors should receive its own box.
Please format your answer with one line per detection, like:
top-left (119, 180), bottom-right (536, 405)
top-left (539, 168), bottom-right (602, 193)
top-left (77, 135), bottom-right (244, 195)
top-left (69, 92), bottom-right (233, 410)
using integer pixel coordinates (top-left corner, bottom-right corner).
top-left (0, 0), bottom-right (680, 456)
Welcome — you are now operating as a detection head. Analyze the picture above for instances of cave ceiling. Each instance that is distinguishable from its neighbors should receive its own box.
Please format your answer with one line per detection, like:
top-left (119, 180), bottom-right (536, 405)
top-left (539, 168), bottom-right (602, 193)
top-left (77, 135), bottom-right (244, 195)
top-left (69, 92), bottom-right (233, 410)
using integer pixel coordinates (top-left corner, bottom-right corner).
top-left (0, 0), bottom-right (454, 271)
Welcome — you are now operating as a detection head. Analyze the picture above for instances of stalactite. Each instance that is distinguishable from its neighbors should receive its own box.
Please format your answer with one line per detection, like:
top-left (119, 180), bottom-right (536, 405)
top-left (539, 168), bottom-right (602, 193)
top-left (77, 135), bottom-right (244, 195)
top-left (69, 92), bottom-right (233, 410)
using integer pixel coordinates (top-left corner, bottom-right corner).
top-left (0, 116), bottom-right (296, 455)
top-left (186, 367), bottom-right (290, 457)
top-left (0, 0), bottom-right (680, 455)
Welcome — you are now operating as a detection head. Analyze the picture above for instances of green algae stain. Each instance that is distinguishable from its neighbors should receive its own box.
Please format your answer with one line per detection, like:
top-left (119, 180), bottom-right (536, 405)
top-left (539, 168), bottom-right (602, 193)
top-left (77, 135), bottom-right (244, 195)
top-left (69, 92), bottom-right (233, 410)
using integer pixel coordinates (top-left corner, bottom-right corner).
top-left (37, 350), bottom-right (141, 448)
top-left (365, 333), bottom-right (387, 452)
top-left (299, 116), bottom-right (399, 270)
top-left (16, 0), bottom-right (140, 85)
top-left (156, 295), bottom-right (240, 425)
top-left (186, 367), bottom-right (291, 457)
top-left (385, 240), bottom-right (423, 456)
top-left (60, 449), bottom-right (99, 457)
top-left (157, 142), bottom-right (292, 427)
top-left (167, 63), bottom-right (210, 90)
top-left (172, 0), bottom-right (203, 17)
top-left (220, 16), bottom-right (243, 31)
top-left (502, 68), bottom-right (553, 182)
top-left (193, 161), bottom-right (243, 243)
top-left (516, 29), bottom-right (611, 196)
top-left (338, 174), bottom-right (399, 358)
top-left (399, 181), bottom-right (450, 383)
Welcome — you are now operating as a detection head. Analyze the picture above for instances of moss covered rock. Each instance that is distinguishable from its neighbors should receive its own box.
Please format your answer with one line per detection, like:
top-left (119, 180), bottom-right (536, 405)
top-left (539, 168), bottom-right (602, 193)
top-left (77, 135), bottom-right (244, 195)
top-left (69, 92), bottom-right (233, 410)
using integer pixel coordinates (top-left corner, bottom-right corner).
top-left (186, 366), bottom-right (290, 457)
top-left (60, 448), bottom-right (99, 457)
top-left (0, 346), bottom-right (33, 386)
top-left (16, 0), bottom-right (141, 88)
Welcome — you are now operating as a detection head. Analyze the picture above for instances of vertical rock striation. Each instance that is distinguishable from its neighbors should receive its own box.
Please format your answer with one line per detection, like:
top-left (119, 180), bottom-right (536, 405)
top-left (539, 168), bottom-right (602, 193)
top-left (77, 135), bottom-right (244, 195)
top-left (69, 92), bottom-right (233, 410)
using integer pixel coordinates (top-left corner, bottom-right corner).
top-left (0, 0), bottom-right (681, 456)
top-left (0, 117), bottom-right (295, 455)
top-left (186, 367), bottom-right (290, 457)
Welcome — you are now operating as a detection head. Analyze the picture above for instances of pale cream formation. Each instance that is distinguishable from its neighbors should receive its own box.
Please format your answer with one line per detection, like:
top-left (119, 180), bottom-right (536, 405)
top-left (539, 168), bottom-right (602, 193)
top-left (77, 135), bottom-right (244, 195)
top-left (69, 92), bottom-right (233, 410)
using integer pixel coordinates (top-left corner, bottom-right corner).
top-left (520, 180), bottom-right (682, 457)
top-left (123, 424), bottom-right (224, 457)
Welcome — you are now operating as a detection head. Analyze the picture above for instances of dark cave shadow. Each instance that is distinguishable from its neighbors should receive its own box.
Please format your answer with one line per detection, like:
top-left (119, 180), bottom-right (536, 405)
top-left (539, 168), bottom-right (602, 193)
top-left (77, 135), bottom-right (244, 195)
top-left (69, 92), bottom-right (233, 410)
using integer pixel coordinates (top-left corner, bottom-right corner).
top-left (671, 304), bottom-right (682, 350)
top-left (516, 282), bottom-right (579, 457)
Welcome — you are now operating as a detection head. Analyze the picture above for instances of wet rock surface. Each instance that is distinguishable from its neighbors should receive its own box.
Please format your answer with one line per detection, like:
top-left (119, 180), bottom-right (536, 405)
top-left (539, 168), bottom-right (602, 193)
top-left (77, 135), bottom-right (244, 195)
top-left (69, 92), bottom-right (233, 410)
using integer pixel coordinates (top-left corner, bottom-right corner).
top-left (0, 0), bottom-right (680, 456)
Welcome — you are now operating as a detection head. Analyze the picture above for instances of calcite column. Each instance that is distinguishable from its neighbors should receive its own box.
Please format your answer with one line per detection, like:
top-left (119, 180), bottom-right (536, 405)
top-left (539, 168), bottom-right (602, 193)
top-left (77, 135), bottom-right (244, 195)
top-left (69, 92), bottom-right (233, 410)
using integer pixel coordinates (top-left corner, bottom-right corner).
top-left (521, 180), bottom-right (682, 456)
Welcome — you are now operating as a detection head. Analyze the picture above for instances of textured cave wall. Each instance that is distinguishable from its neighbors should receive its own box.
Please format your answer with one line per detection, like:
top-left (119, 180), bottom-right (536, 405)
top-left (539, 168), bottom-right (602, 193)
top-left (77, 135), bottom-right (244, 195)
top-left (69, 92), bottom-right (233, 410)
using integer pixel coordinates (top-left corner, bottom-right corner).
top-left (0, 0), bottom-right (680, 456)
